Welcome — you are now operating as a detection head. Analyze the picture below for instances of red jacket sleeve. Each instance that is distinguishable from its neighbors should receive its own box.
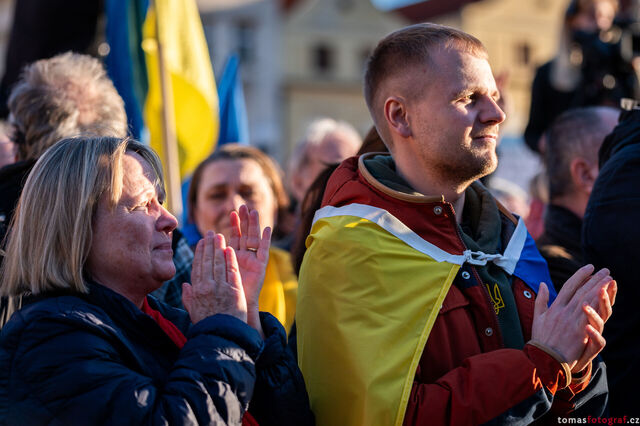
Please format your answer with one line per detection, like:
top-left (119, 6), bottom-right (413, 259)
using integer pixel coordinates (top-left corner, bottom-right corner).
top-left (403, 345), bottom-right (572, 425)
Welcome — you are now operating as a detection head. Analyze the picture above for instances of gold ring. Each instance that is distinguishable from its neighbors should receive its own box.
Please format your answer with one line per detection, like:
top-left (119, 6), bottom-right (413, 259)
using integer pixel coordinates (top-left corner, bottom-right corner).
top-left (247, 247), bottom-right (258, 252)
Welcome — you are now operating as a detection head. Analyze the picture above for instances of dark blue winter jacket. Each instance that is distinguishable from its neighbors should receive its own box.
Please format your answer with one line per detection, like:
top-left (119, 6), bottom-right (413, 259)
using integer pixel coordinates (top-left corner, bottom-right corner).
top-left (0, 282), bottom-right (313, 425)
top-left (583, 108), bottom-right (640, 417)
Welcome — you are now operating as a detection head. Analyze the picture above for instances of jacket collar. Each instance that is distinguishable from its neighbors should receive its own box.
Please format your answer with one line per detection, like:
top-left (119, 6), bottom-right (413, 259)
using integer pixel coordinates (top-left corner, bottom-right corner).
top-left (357, 152), bottom-right (518, 224)
top-left (358, 153), bottom-right (444, 204)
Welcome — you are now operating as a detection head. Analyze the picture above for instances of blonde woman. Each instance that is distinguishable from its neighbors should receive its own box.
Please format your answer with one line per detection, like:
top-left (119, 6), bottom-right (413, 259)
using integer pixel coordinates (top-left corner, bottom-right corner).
top-left (0, 137), bottom-right (312, 425)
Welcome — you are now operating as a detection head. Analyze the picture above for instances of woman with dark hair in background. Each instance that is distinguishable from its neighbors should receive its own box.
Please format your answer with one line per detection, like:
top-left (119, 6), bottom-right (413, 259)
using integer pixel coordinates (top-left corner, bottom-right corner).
top-left (525, 0), bottom-right (628, 152)
top-left (186, 144), bottom-right (297, 334)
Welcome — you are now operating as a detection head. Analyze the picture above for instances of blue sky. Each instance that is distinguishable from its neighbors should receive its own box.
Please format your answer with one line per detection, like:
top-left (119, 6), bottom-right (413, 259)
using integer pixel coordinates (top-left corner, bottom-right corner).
top-left (371, 0), bottom-right (424, 11)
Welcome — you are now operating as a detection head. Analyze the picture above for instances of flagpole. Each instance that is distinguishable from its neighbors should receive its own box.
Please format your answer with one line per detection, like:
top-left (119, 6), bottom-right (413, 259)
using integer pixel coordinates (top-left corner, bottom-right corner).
top-left (151, 0), bottom-right (183, 219)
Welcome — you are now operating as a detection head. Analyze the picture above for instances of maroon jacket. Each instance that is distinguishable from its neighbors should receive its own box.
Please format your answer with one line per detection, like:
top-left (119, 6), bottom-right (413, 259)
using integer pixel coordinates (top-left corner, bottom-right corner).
top-left (320, 155), bottom-right (607, 425)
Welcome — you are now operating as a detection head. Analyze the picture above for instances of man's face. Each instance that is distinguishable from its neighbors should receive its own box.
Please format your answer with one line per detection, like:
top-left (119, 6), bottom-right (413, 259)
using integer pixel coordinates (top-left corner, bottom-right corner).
top-left (401, 46), bottom-right (505, 185)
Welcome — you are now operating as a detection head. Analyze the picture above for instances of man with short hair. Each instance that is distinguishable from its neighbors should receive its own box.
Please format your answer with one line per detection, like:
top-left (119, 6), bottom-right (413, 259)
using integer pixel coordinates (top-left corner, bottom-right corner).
top-left (537, 106), bottom-right (618, 287)
top-left (297, 24), bottom-right (614, 425)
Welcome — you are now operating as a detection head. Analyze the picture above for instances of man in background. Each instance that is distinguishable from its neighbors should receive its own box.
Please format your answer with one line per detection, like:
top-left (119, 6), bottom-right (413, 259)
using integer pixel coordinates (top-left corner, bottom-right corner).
top-left (288, 118), bottom-right (362, 206)
top-left (537, 106), bottom-right (618, 287)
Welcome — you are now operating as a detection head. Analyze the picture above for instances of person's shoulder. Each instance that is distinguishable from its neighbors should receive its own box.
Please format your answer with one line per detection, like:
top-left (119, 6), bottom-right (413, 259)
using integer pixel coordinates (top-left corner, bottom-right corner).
top-left (269, 246), bottom-right (291, 264)
top-left (1, 294), bottom-right (113, 344)
top-left (604, 141), bottom-right (640, 171)
top-left (322, 155), bottom-right (362, 206)
top-left (533, 60), bottom-right (553, 79)
top-left (593, 141), bottom-right (640, 200)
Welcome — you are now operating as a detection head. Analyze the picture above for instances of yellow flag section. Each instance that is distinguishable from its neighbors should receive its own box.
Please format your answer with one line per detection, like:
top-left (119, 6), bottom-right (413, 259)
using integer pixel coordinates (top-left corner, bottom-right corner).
top-left (260, 246), bottom-right (298, 334)
top-left (297, 203), bottom-right (462, 426)
top-left (142, 0), bottom-right (218, 178)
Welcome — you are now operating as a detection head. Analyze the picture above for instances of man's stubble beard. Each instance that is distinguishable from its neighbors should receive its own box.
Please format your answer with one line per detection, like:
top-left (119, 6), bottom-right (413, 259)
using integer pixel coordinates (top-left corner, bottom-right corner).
top-left (431, 146), bottom-right (498, 188)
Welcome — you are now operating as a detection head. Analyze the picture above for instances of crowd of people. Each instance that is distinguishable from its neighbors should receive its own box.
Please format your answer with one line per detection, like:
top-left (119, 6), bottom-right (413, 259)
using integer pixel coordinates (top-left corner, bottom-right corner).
top-left (0, 0), bottom-right (639, 424)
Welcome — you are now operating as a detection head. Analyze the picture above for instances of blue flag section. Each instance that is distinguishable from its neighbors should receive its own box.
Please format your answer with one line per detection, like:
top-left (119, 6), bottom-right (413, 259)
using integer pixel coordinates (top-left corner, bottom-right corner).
top-left (181, 177), bottom-right (200, 246)
top-left (514, 231), bottom-right (557, 305)
top-left (105, 0), bottom-right (149, 140)
top-left (217, 54), bottom-right (250, 146)
top-left (180, 53), bottom-right (250, 237)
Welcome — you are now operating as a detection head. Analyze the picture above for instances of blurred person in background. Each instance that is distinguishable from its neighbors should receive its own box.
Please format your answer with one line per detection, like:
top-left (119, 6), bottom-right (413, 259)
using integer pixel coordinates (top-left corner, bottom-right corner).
top-left (0, 52), bottom-right (127, 250)
top-left (525, 0), bottom-right (634, 152)
top-left (0, 122), bottom-right (16, 169)
top-left (0, 52), bottom-right (192, 329)
top-left (281, 118), bottom-right (362, 250)
top-left (487, 177), bottom-right (531, 219)
top-left (288, 118), bottom-right (362, 206)
top-left (524, 171), bottom-right (550, 240)
top-left (179, 144), bottom-right (297, 333)
top-left (0, 136), bottom-right (313, 425)
top-left (583, 103), bottom-right (640, 416)
top-left (537, 106), bottom-right (618, 288)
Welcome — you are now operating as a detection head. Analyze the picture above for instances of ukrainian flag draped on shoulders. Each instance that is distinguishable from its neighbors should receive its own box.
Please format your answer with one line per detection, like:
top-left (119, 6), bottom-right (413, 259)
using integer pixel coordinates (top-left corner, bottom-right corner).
top-left (297, 154), bottom-right (554, 426)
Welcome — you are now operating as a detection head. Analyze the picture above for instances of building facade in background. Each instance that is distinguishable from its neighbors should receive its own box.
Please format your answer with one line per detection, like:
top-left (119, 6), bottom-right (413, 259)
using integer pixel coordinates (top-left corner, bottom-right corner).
top-left (199, 0), bottom-right (283, 160)
top-left (0, 0), bottom-right (572, 162)
top-left (397, 0), bottom-right (567, 136)
top-left (282, 0), bottom-right (407, 157)
top-left (199, 0), bottom-right (407, 162)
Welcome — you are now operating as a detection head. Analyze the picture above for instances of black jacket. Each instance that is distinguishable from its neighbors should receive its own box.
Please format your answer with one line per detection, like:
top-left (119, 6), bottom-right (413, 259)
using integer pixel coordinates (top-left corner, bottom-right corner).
top-left (524, 61), bottom-right (578, 152)
top-left (0, 282), bottom-right (314, 425)
top-left (536, 204), bottom-right (584, 289)
top-left (0, 160), bottom-right (34, 329)
top-left (583, 108), bottom-right (640, 416)
top-left (0, 159), bottom-right (35, 246)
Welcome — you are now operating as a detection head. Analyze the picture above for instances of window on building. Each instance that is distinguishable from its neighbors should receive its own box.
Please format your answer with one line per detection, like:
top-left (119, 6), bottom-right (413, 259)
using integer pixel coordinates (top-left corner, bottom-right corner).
top-left (236, 20), bottom-right (256, 64)
top-left (313, 44), bottom-right (334, 74)
top-left (516, 42), bottom-right (532, 66)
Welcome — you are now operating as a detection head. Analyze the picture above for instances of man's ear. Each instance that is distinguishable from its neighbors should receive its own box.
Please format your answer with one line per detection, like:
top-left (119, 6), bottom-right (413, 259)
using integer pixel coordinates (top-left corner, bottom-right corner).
top-left (570, 157), bottom-right (598, 194)
top-left (383, 96), bottom-right (412, 139)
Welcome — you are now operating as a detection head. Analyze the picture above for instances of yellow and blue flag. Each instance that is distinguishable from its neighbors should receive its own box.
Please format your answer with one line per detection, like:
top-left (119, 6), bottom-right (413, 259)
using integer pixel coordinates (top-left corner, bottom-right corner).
top-left (105, 0), bottom-right (218, 179)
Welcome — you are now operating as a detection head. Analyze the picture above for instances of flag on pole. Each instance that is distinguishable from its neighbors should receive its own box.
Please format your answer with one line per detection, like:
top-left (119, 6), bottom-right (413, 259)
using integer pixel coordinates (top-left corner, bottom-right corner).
top-left (142, 0), bottom-right (219, 180)
top-left (105, 0), bottom-right (149, 140)
top-left (181, 53), bottom-right (250, 241)
top-left (217, 53), bottom-right (250, 146)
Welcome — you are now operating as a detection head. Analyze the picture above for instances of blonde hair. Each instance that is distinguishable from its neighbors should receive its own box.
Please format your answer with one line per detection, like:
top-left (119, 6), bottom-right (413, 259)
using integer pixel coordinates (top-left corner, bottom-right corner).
top-left (0, 137), bottom-right (163, 296)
